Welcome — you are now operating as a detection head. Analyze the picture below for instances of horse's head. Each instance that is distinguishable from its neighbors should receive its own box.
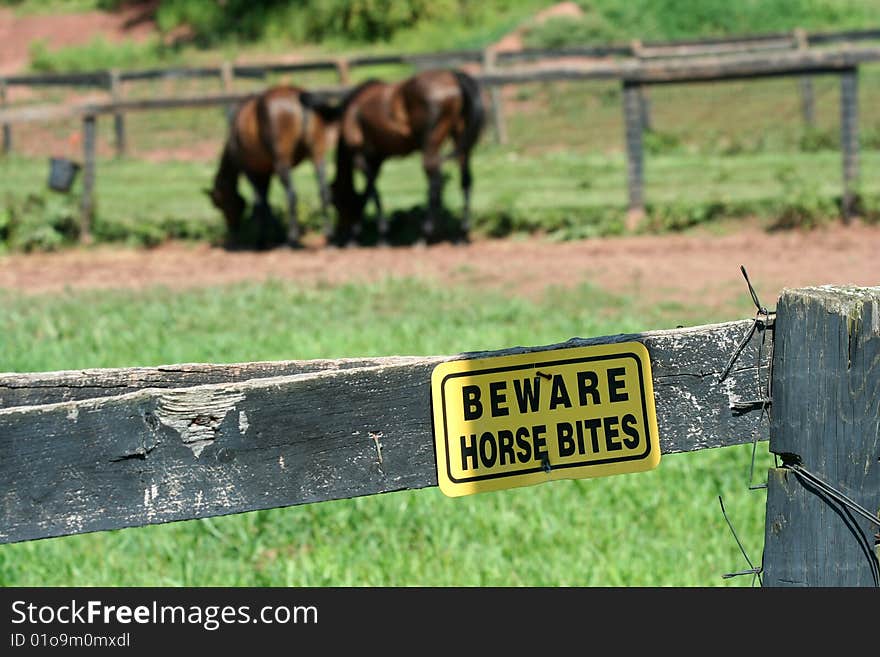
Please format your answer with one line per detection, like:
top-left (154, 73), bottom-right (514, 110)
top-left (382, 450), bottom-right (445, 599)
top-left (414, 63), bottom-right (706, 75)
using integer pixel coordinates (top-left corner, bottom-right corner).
top-left (205, 185), bottom-right (246, 232)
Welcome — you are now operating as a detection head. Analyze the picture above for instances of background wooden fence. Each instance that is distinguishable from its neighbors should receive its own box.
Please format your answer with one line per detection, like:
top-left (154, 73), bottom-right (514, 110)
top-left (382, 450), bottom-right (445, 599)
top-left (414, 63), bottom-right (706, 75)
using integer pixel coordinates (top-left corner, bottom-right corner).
top-left (4, 26), bottom-right (880, 151)
top-left (2, 41), bottom-right (879, 242)
top-left (0, 284), bottom-right (877, 586)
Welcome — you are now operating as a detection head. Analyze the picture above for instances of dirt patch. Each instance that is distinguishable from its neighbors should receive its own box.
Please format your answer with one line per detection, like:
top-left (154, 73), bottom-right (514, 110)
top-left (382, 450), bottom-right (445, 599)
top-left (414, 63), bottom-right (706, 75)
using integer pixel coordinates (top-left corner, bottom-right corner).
top-left (2, 221), bottom-right (878, 317)
top-left (0, 2), bottom-right (156, 77)
top-left (492, 1), bottom-right (584, 52)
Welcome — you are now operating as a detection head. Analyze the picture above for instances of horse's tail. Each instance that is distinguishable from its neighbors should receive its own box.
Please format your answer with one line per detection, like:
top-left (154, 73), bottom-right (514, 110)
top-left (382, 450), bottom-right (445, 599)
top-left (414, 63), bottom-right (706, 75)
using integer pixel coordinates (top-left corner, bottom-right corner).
top-left (452, 69), bottom-right (486, 157)
top-left (300, 90), bottom-right (343, 123)
top-left (254, 93), bottom-right (278, 159)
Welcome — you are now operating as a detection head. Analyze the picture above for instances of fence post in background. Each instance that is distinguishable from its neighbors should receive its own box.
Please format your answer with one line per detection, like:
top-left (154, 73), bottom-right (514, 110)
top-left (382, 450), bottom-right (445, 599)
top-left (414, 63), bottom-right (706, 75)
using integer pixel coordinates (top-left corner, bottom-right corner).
top-left (762, 285), bottom-right (880, 587)
top-left (482, 47), bottom-right (507, 145)
top-left (109, 69), bottom-right (126, 158)
top-left (622, 79), bottom-right (645, 229)
top-left (1, 78), bottom-right (11, 154)
top-left (80, 114), bottom-right (96, 245)
top-left (630, 40), bottom-right (652, 131)
top-left (221, 60), bottom-right (234, 92)
top-left (794, 29), bottom-right (816, 127)
top-left (220, 61), bottom-right (235, 122)
top-left (840, 67), bottom-right (859, 223)
top-left (335, 57), bottom-right (351, 86)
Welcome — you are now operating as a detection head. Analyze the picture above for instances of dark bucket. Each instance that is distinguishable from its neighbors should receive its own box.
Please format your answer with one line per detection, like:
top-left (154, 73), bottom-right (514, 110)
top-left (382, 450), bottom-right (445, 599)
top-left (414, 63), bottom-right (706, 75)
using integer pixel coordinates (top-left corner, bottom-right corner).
top-left (47, 157), bottom-right (81, 193)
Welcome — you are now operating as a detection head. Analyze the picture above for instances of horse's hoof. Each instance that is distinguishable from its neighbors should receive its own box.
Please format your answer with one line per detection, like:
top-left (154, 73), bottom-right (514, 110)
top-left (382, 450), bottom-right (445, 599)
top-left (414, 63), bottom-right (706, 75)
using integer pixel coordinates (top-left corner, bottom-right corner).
top-left (376, 239), bottom-right (390, 248)
top-left (345, 240), bottom-right (358, 249)
top-left (286, 240), bottom-right (304, 250)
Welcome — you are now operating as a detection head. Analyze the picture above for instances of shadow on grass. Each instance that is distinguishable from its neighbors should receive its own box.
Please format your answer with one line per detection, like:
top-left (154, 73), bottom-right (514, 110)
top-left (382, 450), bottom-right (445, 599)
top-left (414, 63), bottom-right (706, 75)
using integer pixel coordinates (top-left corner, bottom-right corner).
top-left (342, 205), bottom-right (469, 247)
top-left (221, 204), bottom-right (469, 251)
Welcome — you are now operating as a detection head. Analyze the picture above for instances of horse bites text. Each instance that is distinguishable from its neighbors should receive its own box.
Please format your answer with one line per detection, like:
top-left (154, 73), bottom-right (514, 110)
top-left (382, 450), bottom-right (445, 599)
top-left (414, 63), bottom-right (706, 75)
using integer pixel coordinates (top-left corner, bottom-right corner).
top-left (431, 344), bottom-right (661, 497)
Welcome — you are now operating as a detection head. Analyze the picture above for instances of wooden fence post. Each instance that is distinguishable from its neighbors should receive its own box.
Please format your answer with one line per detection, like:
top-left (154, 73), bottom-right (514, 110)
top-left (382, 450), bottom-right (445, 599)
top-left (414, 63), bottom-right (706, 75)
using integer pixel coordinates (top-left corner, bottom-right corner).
top-left (840, 67), bottom-right (859, 223)
top-left (622, 80), bottom-right (645, 229)
top-left (335, 57), bottom-right (351, 86)
top-left (630, 40), bottom-right (652, 131)
top-left (1, 78), bottom-right (10, 154)
top-left (482, 48), bottom-right (507, 145)
top-left (794, 28), bottom-right (816, 126)
top-left (220, 61), bottom-right (235, 122)
top-left (109, 69), bottom-right (126, 158)
top-left (763, 285), bottom-right (880, 586)
top-left (80, 114), bottom-right (96, 244)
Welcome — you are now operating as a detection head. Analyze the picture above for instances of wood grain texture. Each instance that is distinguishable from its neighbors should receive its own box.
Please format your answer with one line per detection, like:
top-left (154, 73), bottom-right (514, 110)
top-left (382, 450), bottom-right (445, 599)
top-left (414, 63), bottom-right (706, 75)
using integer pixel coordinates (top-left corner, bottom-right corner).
top-left (0, 356), bottom-right (425, 408)
top-left (0, 319), bottom-right (771, 544)
top-left (763, 286), bottom-right (880, 587)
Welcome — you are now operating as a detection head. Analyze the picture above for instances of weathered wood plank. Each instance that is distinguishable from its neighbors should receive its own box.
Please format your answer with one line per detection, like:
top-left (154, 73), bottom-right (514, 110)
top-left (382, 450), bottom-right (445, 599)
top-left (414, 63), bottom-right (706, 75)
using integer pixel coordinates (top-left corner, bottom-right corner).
top-left (840, 69), bottom-right (859, 222)
top-left (622, 80), bottom-right (645, 215)
top-left (763, 286), bottom-right (880, 587)
top-left (0, 356), bottom-right (425, 409)
top-left (480, 47), bottom-right (880, 87)
top-left (0, 319), bottom-right (771, 544)
top-left (79, 114), bottom-right (96, 244)
top-left (637, 38), bottom-right (796, 59)
top-left (482, 48), bottom-right (507, 145)
top-left (2, 72), bottom-right (109, 87)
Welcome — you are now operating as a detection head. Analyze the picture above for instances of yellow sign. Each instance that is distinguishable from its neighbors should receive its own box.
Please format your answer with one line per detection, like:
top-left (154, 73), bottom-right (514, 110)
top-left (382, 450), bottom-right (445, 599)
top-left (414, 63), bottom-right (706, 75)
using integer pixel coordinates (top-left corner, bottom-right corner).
top-left (431, 343), bottom-right (660, 497)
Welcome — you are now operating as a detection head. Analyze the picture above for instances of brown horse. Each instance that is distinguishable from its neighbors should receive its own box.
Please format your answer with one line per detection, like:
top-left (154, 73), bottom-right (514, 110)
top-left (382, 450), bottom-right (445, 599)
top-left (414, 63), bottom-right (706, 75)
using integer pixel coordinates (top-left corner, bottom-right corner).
top-left (208, 85), bottom-right (338, 248)
top-left (330, 69), bottom-right (485, 246)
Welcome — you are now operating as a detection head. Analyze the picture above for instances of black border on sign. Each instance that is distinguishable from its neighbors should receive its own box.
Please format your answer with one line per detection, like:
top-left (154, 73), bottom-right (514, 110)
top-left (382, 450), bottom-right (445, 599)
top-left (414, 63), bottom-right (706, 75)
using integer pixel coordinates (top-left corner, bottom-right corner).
top-left (440, 352), bottom-right (653, 484)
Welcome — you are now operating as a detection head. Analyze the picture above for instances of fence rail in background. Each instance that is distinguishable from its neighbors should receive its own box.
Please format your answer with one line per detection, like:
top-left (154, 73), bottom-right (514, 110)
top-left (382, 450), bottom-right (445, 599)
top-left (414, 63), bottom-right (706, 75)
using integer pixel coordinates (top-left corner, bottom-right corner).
top-left (2, 26), bottom-right (879, 154)
top-left (2, 285), bottom-right (878, 587)
top-left (4, 44), bottom-right (877, 240)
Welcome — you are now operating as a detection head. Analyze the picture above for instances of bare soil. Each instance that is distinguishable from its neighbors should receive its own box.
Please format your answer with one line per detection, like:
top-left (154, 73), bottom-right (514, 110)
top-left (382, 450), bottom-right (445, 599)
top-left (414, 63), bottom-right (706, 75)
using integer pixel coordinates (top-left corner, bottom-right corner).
top-left (0, 2), bottom-right (156, 77)
top-left (2, 220), bottom-right (878, 317)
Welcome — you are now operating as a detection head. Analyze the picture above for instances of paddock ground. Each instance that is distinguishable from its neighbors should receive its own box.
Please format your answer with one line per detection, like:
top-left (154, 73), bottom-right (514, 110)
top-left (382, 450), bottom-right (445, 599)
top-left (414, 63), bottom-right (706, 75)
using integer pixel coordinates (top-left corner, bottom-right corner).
top-left (2, 218), bottom-right (877, 317)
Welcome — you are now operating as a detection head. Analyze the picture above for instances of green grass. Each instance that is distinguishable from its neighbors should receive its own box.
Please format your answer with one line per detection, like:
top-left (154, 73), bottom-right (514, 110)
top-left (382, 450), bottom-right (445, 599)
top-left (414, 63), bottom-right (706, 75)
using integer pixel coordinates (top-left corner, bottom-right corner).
top-left (524, 0), bottom-right (880, 47)
top-left (0, 278), bottom-right (772, 586)
top-left (4, 56), bottom-right (880, 251)
top-left (2, 142), bottom-right (879, 250)
top-left (17, 0), bottom-right (880, 73)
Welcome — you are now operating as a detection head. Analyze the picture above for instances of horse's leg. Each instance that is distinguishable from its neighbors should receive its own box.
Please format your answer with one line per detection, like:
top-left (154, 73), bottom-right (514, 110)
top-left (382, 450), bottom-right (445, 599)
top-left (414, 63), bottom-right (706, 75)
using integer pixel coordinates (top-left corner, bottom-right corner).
top-left (342, 153), bottom-right (370, 249)
top-left (275, 164), bottom-right (301, 248)
top-left (420, 152), bottom-right (444, 246)
top-left (418, 115), bottom-right (451, 245)
top-left (313, 158), bottom-right (333, 241)
top-left (363, 157), bottom-right (387, 246)
top-left (245, 171), bottom-right (272, 250)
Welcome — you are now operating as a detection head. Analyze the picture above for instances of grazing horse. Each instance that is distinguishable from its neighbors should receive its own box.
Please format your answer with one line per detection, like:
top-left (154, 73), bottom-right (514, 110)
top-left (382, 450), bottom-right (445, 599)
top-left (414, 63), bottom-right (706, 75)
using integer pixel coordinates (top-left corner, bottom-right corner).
top-left (207, 85), bottom-right (338, 248)
top-left (330, 69), bottom-right (485, 246)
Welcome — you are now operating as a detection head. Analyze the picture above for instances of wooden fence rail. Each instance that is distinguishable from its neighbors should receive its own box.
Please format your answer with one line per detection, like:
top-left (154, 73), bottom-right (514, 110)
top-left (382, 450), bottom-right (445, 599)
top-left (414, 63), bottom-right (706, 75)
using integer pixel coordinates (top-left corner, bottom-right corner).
top-left (1, 285), bottom-right (877, 587)
top-left (2, 25), bottom-right (879, 155)
top-left (0, 317), bottom-right (770, 545)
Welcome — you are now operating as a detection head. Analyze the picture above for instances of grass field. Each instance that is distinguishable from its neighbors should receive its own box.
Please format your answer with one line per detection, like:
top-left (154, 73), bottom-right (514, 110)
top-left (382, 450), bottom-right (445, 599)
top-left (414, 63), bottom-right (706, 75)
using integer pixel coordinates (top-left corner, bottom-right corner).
top-left (0, 278), bottom-right (773, 586)
top-left (2, 144), bottom-right (879, 251)
top-left (3, 63), bottom-right (879, 251)
top-left (1, 2), bottom-right (875, 587)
